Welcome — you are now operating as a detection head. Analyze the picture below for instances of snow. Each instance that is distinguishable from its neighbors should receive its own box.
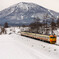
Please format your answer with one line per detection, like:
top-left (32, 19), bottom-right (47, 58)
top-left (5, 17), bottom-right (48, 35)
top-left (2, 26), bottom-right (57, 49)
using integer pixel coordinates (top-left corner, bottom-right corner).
top-left (0, 27), bottom-right (59, 59)
top-left (21, 15), bottom-right (24, 20)
top-left (17, 2), bottom-right (29, 11)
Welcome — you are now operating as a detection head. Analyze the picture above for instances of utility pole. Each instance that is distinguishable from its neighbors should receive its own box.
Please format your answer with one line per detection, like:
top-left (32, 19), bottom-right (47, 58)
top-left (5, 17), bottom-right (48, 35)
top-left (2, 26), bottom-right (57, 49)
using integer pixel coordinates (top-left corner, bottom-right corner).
top-left (44, 13), bottom-right (48, 34)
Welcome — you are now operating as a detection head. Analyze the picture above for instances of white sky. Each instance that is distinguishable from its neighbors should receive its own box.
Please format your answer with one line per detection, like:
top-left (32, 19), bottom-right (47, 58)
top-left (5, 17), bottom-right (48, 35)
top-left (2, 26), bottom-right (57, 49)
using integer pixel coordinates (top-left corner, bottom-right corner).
top-left (0, 0), bottom-right (59, 12)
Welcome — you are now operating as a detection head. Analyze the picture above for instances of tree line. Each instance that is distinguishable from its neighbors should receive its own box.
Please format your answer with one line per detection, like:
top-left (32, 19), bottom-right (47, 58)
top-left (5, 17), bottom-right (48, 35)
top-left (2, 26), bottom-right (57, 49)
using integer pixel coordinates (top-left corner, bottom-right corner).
top-left (22, 16), bottom-right (59, 35)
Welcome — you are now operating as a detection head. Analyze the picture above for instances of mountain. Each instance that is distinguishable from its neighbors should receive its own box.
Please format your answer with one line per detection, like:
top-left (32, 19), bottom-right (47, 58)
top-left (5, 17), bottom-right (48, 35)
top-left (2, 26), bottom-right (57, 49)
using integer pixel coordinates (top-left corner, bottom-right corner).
top-left (0, 2), bottom-right (59, 26)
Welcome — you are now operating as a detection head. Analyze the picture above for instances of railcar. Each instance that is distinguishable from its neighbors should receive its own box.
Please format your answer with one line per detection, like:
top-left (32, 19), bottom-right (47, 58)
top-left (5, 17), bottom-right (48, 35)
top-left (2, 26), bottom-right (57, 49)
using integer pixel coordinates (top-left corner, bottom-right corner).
top-left (21, 32), bottom-right (56, 44)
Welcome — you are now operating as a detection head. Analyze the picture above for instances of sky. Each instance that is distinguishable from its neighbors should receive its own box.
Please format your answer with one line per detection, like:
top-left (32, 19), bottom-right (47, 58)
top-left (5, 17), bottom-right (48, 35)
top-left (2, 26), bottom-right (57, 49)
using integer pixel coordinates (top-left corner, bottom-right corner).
top-left (0, 0), bottom-right (59, 12)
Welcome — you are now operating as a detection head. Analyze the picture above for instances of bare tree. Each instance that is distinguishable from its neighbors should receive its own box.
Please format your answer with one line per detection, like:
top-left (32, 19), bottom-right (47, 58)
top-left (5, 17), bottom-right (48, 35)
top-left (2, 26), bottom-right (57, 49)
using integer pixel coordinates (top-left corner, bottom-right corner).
top-left (56, 17), bottom-right (59, 28)
top-left (50, 18), bottom-right (56, 34)
top-left (1, 27), bottom-right (7, 34)
top-left (29, 17), bottom-right (42, 33)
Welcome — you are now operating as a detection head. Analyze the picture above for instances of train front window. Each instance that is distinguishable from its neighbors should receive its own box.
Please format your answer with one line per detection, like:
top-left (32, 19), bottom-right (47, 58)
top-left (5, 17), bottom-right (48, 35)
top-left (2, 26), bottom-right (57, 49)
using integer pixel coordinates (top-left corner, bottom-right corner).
top-left (50, 37), bottom-right (56, 38)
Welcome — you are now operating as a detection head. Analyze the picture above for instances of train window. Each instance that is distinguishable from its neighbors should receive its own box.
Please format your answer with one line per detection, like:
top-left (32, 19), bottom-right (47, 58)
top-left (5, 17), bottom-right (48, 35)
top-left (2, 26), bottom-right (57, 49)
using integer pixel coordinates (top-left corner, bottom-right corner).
top-left (50, 37), bottom-right (56, 38)
top-left (46, 37), bottom-right (49, 39)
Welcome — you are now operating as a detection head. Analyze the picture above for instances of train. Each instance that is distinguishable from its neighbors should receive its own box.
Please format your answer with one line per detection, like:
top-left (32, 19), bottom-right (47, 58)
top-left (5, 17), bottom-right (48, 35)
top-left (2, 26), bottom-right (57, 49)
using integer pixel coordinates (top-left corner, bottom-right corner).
top-left (21, 31), bottom-right (57, 44)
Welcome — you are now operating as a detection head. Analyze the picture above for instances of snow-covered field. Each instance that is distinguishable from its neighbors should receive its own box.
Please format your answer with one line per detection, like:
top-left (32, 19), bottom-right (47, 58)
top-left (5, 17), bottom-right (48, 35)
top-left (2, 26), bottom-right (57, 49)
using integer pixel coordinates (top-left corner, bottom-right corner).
top-left (0, 27), bottom-right (59, 59)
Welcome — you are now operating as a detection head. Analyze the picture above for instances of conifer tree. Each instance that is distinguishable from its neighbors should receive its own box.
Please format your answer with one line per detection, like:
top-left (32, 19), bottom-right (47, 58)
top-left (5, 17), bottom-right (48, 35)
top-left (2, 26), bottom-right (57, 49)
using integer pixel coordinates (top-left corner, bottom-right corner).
top-left (4, 22), bottom-right (8, 28)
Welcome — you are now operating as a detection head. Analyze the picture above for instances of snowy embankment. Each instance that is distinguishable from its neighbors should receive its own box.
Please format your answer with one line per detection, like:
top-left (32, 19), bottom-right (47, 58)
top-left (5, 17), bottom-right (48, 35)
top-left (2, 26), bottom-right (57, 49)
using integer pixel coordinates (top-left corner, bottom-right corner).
top-left (0, 34), bottom-right (50, 59)
top-left (0, 27), bottom-right (59, 59)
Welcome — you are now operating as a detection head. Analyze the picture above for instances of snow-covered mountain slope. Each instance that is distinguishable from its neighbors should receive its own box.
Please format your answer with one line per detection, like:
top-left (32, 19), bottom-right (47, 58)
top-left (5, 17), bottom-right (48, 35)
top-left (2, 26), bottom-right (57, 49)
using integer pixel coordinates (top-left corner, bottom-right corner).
top-left (0, 2), bottom-right (59, 25)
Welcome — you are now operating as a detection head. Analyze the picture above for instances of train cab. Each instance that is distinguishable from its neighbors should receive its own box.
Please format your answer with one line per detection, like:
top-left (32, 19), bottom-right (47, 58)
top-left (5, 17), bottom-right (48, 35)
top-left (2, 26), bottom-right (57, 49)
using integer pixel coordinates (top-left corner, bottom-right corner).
top-left (49, 33), bottom-right (56, 44)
